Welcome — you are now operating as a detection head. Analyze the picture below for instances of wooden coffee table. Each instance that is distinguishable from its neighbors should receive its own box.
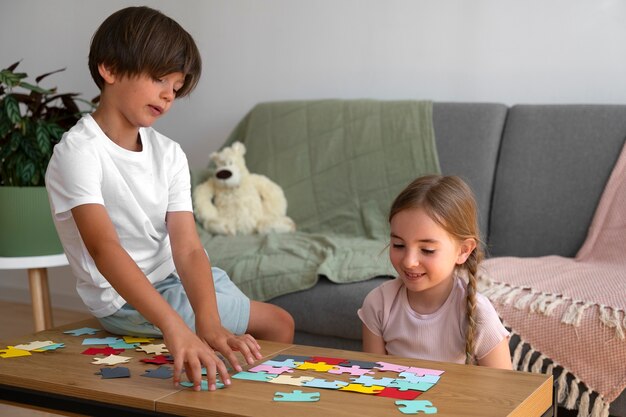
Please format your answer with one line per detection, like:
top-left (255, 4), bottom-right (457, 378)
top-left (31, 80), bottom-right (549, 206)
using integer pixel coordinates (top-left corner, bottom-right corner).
top-left (0, 319), bottom-right (553, 416)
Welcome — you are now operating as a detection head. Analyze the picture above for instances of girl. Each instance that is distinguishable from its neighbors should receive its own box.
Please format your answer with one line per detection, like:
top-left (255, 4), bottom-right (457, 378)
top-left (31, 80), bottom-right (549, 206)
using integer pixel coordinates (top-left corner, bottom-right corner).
top-left (358, 175), bottom-right (511, 369)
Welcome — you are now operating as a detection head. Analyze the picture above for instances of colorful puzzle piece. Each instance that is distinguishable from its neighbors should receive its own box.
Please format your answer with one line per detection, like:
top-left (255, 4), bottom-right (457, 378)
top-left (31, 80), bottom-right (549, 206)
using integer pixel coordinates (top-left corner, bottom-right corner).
top-left (271, 354), bottom-right (312, 362)
top-left (398, 372), bottom-right (441, 384)
top-left (404, 367), bottom-right (444, 377)
top-left (273, 390), bottom-right (320, 402)
top-left (141, 354), bottom-right (174, 365)
top-left (350, 375), bottom-right (395, 387)
top-left (14, 341), bottom-right (55, 351)
top-left (141, 366), bottom-right (173, 379)
top-left (340, 360), bottom-right (378, 369)
top-left (267, 375), bottom-right (315, 386)
top-left (82, 347), bottom-right (124, 356)
top-left (309, 356), bottom-right (347, 365)
top-left (136, 343), bottom-right (168, 355)
top-left (108, 340), bottom-right (139, 349)
top-left (338, 383), bottom-right (384, 394)
top-left (180, 380), bottom-right (225, 390)
top-left (375, 361), bottom-right (409, 373)
top-left (248, 364), bottom-right (294, 375)
top-left (82, 337), bottom-right (121, 346)
top-left (263, 358), bottom-right (303, 368)
top-left (327, 365), bottom-right (374, 376)
top-left (301, 378), bottom-right (349, 389)
top-left (0, 346), bottom-right (31, 358)
top-left (388, 379), bottom-right (435, 392)
top-left (232, 371), bottom-right (277, 382)
top-left (376, 387), bottom-right (422, 400)
top-left (64, 327), bottom-right (101, 336)
top-left (96, 367), bottom-right (130, 379)
top-left (296, 361), bottom-right (336, 372)
top-left (33, 343), bottom-right (65, 352)
top-left (123, 335), bottom-right (154, 344)
top-left (91, 354), bottom-right (132, 366)
top-left (395, 400), bottom-right (437, 414)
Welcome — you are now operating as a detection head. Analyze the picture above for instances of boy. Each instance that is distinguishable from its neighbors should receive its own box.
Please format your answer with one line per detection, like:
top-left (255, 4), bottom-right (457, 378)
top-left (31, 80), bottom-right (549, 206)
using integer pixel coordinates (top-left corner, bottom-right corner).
top-left (45, 6), bottom-right (294, 391)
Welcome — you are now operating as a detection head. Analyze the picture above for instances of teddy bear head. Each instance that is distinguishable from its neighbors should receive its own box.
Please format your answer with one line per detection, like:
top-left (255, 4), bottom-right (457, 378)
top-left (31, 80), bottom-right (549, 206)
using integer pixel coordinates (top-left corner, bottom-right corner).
top-left (209, 141), bottom-right (250, 189)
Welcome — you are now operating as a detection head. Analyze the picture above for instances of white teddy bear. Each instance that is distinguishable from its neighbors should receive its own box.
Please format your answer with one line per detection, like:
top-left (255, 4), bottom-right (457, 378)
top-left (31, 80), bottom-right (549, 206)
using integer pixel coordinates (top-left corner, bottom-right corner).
top-left (193, 141), bottom-right (296, 235)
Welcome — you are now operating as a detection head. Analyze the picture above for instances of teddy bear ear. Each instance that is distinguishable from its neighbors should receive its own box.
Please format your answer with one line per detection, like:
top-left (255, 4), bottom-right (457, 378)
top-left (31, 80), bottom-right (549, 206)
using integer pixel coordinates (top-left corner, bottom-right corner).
top-left (232, 141), bottom-right (246, 156)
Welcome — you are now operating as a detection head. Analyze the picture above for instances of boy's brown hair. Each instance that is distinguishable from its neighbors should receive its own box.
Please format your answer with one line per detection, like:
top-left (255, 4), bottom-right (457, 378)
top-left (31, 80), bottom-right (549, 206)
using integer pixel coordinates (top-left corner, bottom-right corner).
top-left (88, 6), bottom-right (201, 98)
top-left (389, 174), bottom-right (484, 365)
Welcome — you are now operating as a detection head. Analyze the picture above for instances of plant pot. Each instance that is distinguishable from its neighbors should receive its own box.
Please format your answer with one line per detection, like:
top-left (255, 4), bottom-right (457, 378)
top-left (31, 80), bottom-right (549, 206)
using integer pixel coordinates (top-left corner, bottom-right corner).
top-left (0, 186), bottom-right (64, 257)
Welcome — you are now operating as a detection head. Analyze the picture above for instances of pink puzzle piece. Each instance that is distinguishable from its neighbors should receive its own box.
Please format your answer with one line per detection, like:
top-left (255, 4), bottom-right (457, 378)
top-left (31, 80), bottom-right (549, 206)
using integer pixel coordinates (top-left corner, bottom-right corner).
top-left (375, 361), bottom-right (409, 373)
top-left (248, 364), bottom-right (294, 375)
top-left (327, 365), bottom-right (374, 376)
top-left (404, 367), bottom-right (444, 377)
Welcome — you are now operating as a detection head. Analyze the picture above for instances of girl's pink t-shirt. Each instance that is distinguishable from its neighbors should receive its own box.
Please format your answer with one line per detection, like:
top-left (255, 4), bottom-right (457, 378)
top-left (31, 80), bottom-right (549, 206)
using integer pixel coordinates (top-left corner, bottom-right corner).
top-left (358, 276), bottom-right (509, 363)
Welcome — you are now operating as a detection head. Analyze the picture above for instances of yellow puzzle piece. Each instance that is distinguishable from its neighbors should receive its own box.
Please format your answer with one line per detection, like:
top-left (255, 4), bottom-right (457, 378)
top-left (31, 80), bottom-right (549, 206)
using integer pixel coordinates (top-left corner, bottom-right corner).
top-left (0, 346), bottom-right (32, 358)
top-left (296, 361), bottom-right (336, 372)
top-left (338, 383), bottom-right (385, 394)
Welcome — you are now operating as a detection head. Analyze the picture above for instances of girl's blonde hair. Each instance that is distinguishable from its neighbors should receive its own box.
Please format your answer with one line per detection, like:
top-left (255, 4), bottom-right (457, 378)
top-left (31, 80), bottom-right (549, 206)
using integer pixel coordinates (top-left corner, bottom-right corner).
top-left (389, 175), bottom-right (483, 364)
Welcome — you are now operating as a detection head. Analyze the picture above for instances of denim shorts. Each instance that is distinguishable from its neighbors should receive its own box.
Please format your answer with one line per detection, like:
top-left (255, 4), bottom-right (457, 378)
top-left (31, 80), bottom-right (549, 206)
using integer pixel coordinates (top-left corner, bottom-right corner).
top-left (98, 267), bottom-right (250, 337)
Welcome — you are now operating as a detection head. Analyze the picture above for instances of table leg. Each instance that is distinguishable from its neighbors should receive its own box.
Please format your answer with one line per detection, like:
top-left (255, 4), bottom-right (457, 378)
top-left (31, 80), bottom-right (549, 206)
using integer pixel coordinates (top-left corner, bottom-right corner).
top-left (27, 268), bottom-right (54, 332)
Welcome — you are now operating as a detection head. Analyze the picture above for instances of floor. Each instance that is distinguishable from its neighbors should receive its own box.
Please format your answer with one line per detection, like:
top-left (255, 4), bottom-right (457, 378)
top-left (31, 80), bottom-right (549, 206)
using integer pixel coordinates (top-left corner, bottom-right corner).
top-left (0, 301), bottom-right (586, 417)
top-left (0, 301), bottom-right (91, 416)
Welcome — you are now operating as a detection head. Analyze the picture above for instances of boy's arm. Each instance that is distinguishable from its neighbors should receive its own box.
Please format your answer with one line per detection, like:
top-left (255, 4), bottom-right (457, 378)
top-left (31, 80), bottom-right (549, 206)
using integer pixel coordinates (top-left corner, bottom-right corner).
top-left (71, 203), bottom-right (231, 390)
top-left (165, 211), bottom-right (262, 364)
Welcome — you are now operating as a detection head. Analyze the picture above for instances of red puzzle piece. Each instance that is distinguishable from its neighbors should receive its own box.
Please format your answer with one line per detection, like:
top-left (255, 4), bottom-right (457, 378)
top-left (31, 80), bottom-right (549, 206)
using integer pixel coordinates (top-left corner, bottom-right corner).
top-left (309, 356), bottom-right (347, 365)
top-left (81, 347), bottom-right (124, 356)
top-left (376, 387), bottom-right (422, 400)
top-left (141, 355), bottom-right (174, 365)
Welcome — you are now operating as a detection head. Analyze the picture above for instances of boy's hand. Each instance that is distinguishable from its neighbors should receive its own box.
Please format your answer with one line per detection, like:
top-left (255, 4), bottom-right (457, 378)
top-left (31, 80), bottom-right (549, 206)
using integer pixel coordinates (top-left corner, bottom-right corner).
top-left (197, 324), bottom-right (263, 373)
top-left (162, 325), bottom-right (230, 392)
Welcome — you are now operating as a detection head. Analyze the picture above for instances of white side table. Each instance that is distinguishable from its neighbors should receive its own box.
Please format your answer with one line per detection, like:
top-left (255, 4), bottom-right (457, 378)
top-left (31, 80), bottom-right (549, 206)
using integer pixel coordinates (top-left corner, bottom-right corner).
top-left (0, 253), bottom-right (69, 332)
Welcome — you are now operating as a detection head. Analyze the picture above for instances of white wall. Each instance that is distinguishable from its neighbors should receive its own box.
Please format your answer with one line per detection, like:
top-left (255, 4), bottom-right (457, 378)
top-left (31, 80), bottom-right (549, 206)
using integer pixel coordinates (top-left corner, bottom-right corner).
top-left (1, 0), bottom-right (626, 311)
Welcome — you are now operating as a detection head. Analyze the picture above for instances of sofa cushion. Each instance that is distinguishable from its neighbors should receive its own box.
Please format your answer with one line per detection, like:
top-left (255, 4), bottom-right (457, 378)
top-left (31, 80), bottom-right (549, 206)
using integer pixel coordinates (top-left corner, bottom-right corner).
top-left (433, 102), bottom-right (508, 242)
top-left (489, 105), bottom-right (626, 257)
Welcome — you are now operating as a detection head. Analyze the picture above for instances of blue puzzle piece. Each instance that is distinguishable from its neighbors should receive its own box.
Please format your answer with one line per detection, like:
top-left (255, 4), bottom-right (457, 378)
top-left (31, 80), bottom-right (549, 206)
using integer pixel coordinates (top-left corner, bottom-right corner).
top-left (389, 380), bottom-right (436, 392)
top-left (82, 337), bottom-right (121, 345)
top-left (141, 366), bottom-right (173, 379)
top-left (64, 327), bottom-right (101, 336)
top-left (395, 400), bottom-right (437, 414)
top-left (263, 358), bottom-right (302, 368)
top-left (35, 343), bottom-right (65, 351)
top-left (96, 367), bottom-right (130, 379)
top-left (108, 340), bottom-right (140, 349)
top-left (350, 375), bottom-right (395, 387)
top-left (301, 378), bottom-right (348, 389)
top-left (273, 390), bottom-right (320, 402)
top-left (232, 371), bottom-right (277, 382)
top-left (180, 380), bottom-right (225, 390)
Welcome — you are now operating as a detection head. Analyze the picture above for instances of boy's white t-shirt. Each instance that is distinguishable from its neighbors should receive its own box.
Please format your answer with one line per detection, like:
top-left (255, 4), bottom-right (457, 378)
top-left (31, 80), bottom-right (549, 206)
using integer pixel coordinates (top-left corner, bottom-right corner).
top-left (45, 114), bottom-right (192, 318)
top-left (358, 276), bottom-right (509, 363)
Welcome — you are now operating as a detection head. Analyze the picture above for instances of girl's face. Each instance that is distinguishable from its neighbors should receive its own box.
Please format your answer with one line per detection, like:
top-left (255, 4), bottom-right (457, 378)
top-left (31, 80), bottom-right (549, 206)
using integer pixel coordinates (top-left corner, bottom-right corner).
top-left (389, 207), bottom-right (473, 297)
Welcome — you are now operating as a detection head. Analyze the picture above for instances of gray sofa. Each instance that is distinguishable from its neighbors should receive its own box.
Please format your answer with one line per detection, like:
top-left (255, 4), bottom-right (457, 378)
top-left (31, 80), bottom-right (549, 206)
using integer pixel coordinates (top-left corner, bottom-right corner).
top-left (194, 101), bottom-right (625, 416)
top-left (262, 102), bottom-right (626, 416)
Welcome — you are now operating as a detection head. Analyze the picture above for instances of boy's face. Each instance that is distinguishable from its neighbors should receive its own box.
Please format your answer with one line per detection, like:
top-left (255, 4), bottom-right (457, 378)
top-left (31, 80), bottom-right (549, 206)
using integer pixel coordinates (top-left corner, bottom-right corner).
top-left (102, 69), bottom-right (185, 128)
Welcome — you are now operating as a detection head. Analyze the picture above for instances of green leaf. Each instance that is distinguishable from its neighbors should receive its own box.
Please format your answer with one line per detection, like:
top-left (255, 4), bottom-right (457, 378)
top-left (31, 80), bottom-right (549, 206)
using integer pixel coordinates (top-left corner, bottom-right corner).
top-left (0, 69), bottom-right (26, 87)
top-left (19, 160), bottom-right (36, 185)
top-left (10, 131), bottom-right (20, 151)
top-left (19, 81), bottom-right (51, 95)
top-left (35, 123), bottom-right (51, 156)
top-left (4, 95), bottom-right (22, 124)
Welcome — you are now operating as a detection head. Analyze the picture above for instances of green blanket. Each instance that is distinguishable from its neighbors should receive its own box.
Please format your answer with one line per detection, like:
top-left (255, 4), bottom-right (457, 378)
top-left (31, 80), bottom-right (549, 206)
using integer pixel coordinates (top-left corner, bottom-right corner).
top-left (193, 99), bottom-right (440, 301)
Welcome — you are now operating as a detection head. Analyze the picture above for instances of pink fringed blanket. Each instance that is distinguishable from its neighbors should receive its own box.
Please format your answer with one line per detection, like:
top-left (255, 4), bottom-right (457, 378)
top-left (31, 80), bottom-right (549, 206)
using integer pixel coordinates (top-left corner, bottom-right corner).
top-left (479, 141), bottom-right (626, 415)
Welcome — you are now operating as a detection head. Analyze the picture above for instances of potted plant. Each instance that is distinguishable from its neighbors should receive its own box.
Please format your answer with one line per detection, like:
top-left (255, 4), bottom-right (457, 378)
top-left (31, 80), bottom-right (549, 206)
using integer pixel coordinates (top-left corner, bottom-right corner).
top-left (0, 61), bottom-right (95, 256)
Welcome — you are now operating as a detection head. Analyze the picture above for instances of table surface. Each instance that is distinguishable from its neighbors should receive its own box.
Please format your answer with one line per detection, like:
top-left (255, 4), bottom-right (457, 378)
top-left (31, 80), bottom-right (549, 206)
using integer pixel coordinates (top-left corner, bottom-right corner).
top-left (0, 253), bottom-right (68, 269)
top-left (0, 319), bottom-right (553, 417)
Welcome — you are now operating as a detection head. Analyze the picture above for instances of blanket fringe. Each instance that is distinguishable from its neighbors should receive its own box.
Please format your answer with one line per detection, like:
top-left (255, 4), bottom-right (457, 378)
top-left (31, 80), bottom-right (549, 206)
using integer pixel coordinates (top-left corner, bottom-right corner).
top-left (477, 275), bottom-right (626, 341)
top-left (508, 328), bottom-right (611, 417)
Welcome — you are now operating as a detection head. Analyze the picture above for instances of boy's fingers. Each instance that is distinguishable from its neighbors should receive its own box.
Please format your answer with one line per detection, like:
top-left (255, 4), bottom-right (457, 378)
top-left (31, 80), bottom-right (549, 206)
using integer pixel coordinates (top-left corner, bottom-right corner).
top-left (185, 358), bottom-right (202, 391)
